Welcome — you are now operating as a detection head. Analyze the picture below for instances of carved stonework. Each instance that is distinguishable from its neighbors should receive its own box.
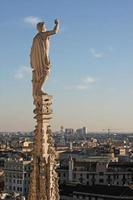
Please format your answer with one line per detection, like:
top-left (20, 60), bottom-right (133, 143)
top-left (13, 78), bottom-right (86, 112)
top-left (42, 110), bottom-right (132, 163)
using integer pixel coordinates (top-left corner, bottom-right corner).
top-left (28, 20), bottom-right (60, 200)
top-left (28, 94), bottom-right (59, 200)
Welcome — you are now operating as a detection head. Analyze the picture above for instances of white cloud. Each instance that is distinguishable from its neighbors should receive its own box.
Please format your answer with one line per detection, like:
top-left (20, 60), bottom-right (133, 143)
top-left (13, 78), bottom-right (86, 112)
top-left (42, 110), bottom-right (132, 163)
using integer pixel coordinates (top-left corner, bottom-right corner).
top-left (66, 76), bottom-right (97, 91)
top-left (65, 85), bottom-right (88, 91)
top-left (24, 16), bottom-right (41, 26)
top-left (14, 66), bottom-right (31, 79)
top-left (83, 76), bottom-right (96, 84)
top-left (90, 48), bottom-right (104, 59)
top-left (76, 85), bottom-right (88, 90)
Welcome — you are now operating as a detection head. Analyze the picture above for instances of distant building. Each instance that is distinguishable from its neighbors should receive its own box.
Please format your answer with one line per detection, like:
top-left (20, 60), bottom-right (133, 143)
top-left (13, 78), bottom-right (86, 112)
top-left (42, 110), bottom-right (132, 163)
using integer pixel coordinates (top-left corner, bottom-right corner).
top-left (76, 127), bottom-right (87, 136)
top-left (64, 129), bottom-right (74, 144)
top-left (65, 129), bottom-right (74, 134)
top-left (4, 159), bottom-right (31, 197)
top-left (58, 157), bottom-right (133, 187)
top-left (21, 141), bottom-right (33, 153)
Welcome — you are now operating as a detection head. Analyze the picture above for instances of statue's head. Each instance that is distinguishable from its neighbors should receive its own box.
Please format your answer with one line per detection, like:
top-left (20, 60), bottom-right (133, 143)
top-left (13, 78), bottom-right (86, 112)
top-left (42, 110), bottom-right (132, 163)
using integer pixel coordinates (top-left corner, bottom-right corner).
top-left (36, 22), bottom-right (46, 32)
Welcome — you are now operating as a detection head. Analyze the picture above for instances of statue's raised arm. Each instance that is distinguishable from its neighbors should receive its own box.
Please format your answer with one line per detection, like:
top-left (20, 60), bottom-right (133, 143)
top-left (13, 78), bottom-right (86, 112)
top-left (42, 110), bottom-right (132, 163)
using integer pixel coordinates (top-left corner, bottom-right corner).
top-left (45, 19), bottom-right (60, 36)
top-left (30, 19), bottom-right (60, 99)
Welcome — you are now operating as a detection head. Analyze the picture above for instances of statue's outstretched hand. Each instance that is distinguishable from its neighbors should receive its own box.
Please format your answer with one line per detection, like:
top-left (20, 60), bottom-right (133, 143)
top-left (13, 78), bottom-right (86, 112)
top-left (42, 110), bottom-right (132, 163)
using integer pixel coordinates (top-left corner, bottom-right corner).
top-left (55, 19), bottom-right (59, 25)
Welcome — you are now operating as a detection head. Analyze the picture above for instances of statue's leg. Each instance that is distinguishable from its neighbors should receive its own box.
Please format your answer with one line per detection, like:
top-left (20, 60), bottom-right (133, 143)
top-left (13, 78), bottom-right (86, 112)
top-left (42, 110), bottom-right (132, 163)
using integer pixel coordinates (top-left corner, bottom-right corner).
top-left (32, 71), bottom-right (38, 95)
top-left (32, 71), bottom-right (40, 104)
top-left (33, 68), bottom-right (50, 97)
top-left (39, 76), bottom-right (46, 95)
top-left (38, 70), bottom-right (49, 95)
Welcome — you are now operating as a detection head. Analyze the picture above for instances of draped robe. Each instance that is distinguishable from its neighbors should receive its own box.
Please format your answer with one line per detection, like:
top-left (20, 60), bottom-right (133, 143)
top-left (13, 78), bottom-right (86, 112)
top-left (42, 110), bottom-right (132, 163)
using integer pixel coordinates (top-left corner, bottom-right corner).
top-left (30, 32), bottom-right (51, 97)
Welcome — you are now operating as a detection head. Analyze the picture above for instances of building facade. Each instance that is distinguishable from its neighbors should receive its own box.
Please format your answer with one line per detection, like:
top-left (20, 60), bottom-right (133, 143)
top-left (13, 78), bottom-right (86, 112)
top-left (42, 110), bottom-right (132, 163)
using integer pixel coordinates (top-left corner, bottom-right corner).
top-left (58, 157), bottom-right (133, 187)
top-left (4, 159), bottom-right (31, 197)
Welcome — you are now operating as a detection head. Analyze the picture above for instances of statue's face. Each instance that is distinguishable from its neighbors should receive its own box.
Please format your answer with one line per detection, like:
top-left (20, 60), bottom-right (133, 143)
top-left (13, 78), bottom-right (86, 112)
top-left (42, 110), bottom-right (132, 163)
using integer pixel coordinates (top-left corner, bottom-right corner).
top-left (41, 24), bottom-right (47, 32)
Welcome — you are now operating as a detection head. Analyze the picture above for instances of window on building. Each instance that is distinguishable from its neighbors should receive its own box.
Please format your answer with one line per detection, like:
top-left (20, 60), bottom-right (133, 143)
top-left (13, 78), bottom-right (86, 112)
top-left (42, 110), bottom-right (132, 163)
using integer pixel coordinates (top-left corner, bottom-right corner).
top-left (79, 177), bottom-right (83, 183)
top-left (9, 186), bottom-right (12, 190)
top-left (108, 175), bottom-right (110, 179)
top-left (82, 195), bottom-right (85, 199)
top-left (13, 174), bottom-right (16, 178)
top-left (99, 172), bottom-right (104, 176)
top-left (123, 181), bottom-right (126, 185)
top-left (99, 179), bottom-right (104, 183)
top-left (73, 173), bottom-right (76, 179)
top-left (113, 174), bottom-right (116, 180)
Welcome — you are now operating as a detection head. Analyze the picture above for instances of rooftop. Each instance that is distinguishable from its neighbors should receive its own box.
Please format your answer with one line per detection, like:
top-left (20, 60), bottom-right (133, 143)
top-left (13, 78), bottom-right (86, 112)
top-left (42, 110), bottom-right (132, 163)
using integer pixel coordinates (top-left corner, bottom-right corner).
top-left (60, 184), bottom-right (133, 197)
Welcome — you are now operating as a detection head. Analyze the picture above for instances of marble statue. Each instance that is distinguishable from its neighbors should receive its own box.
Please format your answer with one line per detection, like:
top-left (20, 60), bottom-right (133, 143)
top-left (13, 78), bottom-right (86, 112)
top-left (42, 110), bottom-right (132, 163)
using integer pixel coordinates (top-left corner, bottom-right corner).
top-left (30, 19), bottom-right (59, 99)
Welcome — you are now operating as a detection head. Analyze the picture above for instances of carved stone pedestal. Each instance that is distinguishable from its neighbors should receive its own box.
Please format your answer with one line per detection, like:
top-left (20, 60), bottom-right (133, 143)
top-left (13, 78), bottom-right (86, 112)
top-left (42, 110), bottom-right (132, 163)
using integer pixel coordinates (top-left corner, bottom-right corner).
top-left (28, 94), bottom-right (59, 200)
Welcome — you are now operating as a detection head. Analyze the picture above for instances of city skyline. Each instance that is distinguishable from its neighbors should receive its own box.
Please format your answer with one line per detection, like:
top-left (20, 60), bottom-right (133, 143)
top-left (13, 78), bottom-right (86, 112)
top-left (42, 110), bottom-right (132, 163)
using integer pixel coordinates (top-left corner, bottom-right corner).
top-left (1, 0), bottom-right (133, 132)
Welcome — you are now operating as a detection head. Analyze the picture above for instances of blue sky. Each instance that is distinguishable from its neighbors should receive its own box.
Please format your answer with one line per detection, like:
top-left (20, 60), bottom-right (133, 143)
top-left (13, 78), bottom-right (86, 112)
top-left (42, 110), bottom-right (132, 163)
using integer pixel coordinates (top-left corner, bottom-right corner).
top-left (0, 0), bottom-right (133, 132)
